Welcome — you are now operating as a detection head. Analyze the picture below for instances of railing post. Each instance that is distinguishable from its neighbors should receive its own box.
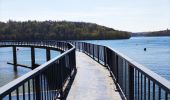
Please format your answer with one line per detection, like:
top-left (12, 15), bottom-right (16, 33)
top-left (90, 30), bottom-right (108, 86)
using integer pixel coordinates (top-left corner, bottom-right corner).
top-left (86, 43), bottom-right (89, 55)
top-left (115, 55), bottom-right (119, 82)
top-left (129, 65), bottom-right (134, 100)
top-left (88, 44), bottom-right (90, 55)
top-left (59, 59), bottom-right (64, 99)
top-left (87, 43), bottom-right (88, 54)
top-left (84, 42), bottom-right (85, 53)
top-left (74, 42), bottom-right (76, 50)
top-left (97, 45), bottom-right (100, 62)
top-left (82, 42), bottom-right (83, 51)
top-left (104, 47), bottom-right (107, 66)
top-left (13, 46), bottom-right (17, 71)
top-left (35, 76), bottom-right (41, 100)
top-left (83, 42), bottom-right (85, 53)
top-left (73, 49), bottom-right (76, 69)
top-left (86, 43), bottom-right (88, 54)
top-left (93, 44), bottom-right (94, 59)
top-left (31, 46), bottom-right (35, 69)
top-left (46, 48), bottom-right (51, 61)
top-left (78, 42), bottom-right (80, 51)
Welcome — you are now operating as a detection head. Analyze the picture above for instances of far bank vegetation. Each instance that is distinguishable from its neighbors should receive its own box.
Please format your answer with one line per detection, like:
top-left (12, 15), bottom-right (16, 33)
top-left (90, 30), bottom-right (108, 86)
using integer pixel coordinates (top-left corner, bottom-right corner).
top-left (0, 20), bottom-right (131, 40)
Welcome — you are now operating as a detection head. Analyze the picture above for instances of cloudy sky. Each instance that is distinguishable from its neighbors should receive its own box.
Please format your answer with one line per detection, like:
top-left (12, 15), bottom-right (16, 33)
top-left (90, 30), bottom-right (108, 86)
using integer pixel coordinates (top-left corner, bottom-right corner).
top-left (0, 0), bottom-right (170, 32)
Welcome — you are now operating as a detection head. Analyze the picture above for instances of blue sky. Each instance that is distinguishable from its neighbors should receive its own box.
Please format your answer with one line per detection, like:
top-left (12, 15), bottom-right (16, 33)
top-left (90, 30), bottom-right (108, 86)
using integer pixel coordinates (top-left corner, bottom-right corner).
top-left (0, 0), bottom-right (170, 32)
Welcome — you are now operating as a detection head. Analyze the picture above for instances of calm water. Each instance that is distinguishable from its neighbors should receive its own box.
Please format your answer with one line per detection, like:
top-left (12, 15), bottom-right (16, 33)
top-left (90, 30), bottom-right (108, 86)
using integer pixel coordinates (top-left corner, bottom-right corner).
top-left (85, 36), bottom-right (170, 81)
top-left (0, 37), bottom-right (170, 87)
top-left (0, 47), bottom-right (60, 87)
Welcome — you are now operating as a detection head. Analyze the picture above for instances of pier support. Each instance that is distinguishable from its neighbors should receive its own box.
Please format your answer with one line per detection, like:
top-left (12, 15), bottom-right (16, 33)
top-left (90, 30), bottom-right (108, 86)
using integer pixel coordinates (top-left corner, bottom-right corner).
top-left (31, 47), bottom-right (35, 69)
top-left (46, 48), bottom-right (51, 61)
top-left (12, 46), bottom-right (17, 71)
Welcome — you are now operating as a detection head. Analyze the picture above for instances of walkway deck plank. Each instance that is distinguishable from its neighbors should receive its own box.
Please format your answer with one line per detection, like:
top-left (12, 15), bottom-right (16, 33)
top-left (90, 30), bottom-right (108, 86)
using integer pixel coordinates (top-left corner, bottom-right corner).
top-left (67, 52), bottom-right (122, 100)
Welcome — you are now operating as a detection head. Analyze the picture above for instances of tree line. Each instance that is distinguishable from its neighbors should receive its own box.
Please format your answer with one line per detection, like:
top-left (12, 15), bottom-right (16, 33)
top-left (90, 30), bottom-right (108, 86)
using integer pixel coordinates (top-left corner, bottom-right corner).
top-left (132, 29), bottom-right (170, 37)
top-left (146, 29), bottom-right (170, 36)
top-left (0, 20), bottom-right (131, 40)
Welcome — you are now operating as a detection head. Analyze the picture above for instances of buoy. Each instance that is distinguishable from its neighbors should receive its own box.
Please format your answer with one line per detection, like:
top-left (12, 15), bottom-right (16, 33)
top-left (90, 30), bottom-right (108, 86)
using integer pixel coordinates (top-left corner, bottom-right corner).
top-left (144, 48), bottom-right (146, 51)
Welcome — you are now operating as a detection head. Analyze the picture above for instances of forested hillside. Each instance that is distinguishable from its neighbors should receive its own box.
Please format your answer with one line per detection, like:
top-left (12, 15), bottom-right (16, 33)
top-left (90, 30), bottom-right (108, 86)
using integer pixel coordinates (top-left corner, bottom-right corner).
top-left (0, 20), bottom-right (131, 40)
top-left (132, 29), bottom-right (170, 37)
top-left (146, 29), bottom-right (170, 36)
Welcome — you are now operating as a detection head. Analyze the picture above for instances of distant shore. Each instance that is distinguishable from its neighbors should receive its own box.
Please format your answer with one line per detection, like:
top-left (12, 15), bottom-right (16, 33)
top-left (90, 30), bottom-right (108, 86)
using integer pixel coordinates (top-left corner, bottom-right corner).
top-left (0, 21), bottom-right (131, 40)
top-left (132, 29), bottom-right (170, 37)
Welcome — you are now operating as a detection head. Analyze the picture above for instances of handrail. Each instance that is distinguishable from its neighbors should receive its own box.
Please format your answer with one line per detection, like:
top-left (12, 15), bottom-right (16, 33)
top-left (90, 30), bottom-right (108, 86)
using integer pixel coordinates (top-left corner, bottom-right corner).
top-left (107, 46), bottom-right (170, 92)
top-left (0, 41), bottom-right (76, 100)
top-left (72, 41), bottom-right (170, 100)
top-left (0, 41), bottom-right (68, 51)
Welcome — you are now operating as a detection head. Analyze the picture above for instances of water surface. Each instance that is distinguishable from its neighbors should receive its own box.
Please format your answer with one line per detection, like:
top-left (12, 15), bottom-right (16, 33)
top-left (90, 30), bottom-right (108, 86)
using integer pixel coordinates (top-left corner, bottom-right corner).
top-left (85, 36), bottom-right (170, 81)
top-left (0, 47), bottom-right (60, 87)
top-left (0, 37), bottom-right (169, 87)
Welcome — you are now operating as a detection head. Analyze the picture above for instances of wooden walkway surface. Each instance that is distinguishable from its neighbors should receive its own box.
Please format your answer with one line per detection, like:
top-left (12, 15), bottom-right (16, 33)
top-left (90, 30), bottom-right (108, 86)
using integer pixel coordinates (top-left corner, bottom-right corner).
top-left (67, 52), bottom-right (122, 100)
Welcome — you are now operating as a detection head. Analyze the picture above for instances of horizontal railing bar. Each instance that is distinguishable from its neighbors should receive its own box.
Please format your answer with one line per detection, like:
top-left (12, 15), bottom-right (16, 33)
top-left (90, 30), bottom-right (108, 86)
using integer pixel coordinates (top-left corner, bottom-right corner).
top-left (0, 45), bottom-right (62, 51)
top-left (7, 62), bottom-right (32, 69)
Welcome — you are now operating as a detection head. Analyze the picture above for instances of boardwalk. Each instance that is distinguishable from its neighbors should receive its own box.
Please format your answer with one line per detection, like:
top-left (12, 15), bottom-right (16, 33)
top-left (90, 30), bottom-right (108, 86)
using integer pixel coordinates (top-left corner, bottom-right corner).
top-left (67, 52), bottom-right (122, 100)
top-left (1, 42), bottom-right (169, 100)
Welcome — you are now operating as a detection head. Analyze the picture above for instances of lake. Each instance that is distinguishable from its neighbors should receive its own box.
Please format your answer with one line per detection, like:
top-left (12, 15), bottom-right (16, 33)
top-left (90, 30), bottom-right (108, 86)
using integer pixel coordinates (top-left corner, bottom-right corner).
top-left (0, 36), bottom-right (170, 87)
top-left (0, 48), bottom-right (60, 87)
top-left (85, 36), bottom-right (170, 81)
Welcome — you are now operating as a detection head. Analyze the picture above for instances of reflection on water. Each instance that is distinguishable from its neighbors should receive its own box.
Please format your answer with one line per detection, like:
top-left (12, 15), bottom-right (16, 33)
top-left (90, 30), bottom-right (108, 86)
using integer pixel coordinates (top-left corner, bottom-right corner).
top-left (0, 47), bottom-right (60, 87)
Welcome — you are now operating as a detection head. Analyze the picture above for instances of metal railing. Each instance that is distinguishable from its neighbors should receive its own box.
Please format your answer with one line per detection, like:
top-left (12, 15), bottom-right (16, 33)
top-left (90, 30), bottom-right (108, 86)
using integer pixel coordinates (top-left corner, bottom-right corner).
top-left (72, 41), bottom-right (170, 100)
top-left (0, 41), bottom-right (76, 100)
top-left (0, 41), bottom-right (71, 51)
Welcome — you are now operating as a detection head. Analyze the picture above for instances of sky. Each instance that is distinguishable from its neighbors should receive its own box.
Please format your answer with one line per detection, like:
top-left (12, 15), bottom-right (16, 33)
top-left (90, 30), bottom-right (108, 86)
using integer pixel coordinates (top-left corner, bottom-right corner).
top-left (0, 0), bottom-right (170, 32)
